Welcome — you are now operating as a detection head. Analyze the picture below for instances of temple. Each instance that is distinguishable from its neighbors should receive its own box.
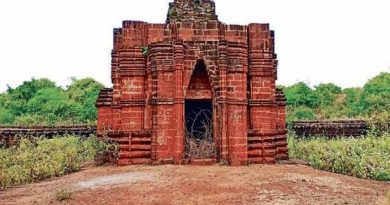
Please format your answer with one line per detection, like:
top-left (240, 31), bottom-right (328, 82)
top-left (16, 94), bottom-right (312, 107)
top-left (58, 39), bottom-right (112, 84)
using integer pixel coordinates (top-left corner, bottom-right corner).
top-left (96, 0), bottom-right (288, 166)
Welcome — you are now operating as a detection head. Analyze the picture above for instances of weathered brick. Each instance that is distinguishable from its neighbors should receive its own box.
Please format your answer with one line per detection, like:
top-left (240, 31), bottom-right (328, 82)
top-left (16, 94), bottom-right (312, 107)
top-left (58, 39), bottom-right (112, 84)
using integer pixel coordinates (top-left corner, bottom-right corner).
top-left (96, 0), bottom-right (287, 166)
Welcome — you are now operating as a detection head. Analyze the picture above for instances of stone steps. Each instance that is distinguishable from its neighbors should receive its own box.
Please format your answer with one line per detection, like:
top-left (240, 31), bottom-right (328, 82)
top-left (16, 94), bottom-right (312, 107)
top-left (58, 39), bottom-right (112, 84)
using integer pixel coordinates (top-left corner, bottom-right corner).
top-left (247, 132), bottom-right (288, 164)
top-left (248, 157), bottom-right (276, 164)
top-left (116, 133), bottom-right (152, 166)
top-left (132, 158), bottom-right (152, 165)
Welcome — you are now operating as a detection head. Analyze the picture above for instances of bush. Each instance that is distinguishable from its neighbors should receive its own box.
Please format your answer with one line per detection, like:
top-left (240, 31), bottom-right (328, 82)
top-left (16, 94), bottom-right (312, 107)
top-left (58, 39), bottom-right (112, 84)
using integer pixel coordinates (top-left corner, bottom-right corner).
top-left (288, 133), bottom-right (390, 181)
top-left (0, 108), bottom-right (15, 125)
top-left (66, 78), bottom-right (104, 123)
top-left (361, 72), bottom-right (390, 114)
top-left (283, 82), bottom-right (319, 108)
top-left (367, 112), bottom-right (390, 135)
top-left (280, 72), bottom-right (390, 122)
top-left (287, 106), bottom-right (316, 123)
top-left (0, 135), bottom-right (112, 189)
top-left (343, 87), bottom-right (364, 117)
top-left (55, 189), bottom-right (73, 201)
top-left (0, 77), bottom-right (103, 126)
top-left (314, 83), bottom-right (342, 107)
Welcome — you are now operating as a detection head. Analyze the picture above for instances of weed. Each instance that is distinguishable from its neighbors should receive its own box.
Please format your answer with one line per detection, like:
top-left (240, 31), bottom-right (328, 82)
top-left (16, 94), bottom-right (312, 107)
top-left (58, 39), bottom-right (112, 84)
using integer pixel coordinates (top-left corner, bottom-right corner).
top-left (142, 46), bottom-right (149, 57)
top-left (55, 189), bottom-right (73, 201)
top-left (288, 132), bottom-right (390, 181)
top-left (0, 135), bottom-right (111, 189)
top-left (385, 190), bottom-right (390, 205)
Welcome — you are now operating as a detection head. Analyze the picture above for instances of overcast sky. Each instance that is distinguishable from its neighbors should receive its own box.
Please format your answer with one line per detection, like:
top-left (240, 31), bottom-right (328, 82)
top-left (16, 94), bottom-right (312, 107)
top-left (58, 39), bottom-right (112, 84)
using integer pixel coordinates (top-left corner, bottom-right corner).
top-left (0, 0), bottom-right (389, 92)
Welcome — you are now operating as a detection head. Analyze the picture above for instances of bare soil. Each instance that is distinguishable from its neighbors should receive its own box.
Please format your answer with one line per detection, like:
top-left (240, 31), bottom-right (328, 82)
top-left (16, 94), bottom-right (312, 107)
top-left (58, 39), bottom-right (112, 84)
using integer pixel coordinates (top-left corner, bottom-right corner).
top-left (1, 164), bottom-right (389, 205)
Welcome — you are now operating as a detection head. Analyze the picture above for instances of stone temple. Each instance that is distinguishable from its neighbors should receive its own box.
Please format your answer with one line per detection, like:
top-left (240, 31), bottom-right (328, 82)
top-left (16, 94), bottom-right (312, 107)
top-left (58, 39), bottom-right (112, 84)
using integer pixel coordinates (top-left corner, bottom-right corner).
top-left (96, 0), bottom-right (288, 166)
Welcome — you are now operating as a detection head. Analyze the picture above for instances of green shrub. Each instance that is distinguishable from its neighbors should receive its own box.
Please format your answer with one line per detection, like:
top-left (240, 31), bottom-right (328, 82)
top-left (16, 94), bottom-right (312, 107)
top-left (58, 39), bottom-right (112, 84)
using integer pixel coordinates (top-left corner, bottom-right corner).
top-left (287, 106), bottom-right (316, 123)
top-left (288, 133), bottom-right (390, 181)
top-left (55, 189), bottom-right (73, 201)
top-left (0, 108), bottom-right (15, 124)
top-left (66, 78), bottom-right (104, 123)
top-left (0, 77), bottom-right (102, 126)
top-left (0, 135), bottom-right (112, 189)
top-left (386, 191), bottom-right (390, 205)
top-left (283, 82), bottom-right (319, 108)
top-left (366, 112), bottom-right (390, 135)
top-left (313, 83), bottom-right (342, 107)
top-left (361, 72), bottom-right (390, 114)
top-left (343, 87), bottom-right (364, 117)
top-left (7, 78), bottom-right (57, 102)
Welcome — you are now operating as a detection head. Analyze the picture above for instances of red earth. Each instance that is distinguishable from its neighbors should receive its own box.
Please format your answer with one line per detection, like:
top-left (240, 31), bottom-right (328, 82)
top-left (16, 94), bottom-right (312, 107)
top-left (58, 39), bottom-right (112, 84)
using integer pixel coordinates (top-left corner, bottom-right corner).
top-left (1, 164), bottom-right (389, 205)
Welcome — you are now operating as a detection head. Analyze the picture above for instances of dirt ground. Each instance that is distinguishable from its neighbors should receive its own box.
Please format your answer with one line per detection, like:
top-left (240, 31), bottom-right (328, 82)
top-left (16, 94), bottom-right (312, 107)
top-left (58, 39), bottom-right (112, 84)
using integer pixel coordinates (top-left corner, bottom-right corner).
top-left (1, 164), bottom-right (389, 205)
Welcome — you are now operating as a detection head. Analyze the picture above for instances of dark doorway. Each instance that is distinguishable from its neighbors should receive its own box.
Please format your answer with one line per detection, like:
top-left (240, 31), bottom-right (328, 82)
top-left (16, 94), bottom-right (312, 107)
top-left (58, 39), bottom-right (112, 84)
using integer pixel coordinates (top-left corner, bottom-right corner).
top-left (185, 100), bottom-right (216, 159)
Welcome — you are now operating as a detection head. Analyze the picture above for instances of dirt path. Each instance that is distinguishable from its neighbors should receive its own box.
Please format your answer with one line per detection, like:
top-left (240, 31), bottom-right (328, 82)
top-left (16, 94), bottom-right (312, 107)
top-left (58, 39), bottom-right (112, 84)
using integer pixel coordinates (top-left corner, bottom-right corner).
top-left (1, 164), bottom-right (389, 205)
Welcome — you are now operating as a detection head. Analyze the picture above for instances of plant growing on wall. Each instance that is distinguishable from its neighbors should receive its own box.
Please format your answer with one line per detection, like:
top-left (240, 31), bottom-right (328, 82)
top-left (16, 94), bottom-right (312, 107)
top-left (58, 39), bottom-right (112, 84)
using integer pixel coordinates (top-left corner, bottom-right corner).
top-left (168, 6), bottom-right (177, 18)
top-left (142, 46), bottom-right (149, 57)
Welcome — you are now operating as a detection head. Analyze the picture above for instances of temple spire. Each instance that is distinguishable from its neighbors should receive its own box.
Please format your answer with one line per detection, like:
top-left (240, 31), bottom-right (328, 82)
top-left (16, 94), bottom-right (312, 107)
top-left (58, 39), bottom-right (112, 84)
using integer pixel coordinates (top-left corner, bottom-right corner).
top-left (166, 0), bottom-right (218, 24)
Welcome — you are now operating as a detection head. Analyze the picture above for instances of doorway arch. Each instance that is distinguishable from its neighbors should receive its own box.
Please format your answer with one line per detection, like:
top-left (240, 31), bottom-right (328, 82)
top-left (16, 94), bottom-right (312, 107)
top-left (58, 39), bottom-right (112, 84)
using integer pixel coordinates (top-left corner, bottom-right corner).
top-left (185, 59), bottom-right (216, 159)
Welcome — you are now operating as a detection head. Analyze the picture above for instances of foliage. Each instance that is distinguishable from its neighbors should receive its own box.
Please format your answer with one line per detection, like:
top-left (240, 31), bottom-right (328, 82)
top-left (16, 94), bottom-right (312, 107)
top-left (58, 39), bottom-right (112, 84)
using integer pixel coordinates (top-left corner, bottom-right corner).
top-left (0, 135), bottom-right (111, 189)
top-left (0, 72), bottom-right (388, 126)
top-left (282, 72), bottom-right (390, 124)
top-left (13, 114), bottom-right (55, 126)
top-left (288, 133), bottom-right (390, 181)
top-left (168, 6), bottom-right (177, 18)
top-left (361, 72), bottom-right (390, 114)
top-left (283, 82), bottom-right (319, 108)
top-left (313, 83), bottom-right (341, 106)
top-left (0, 78), bottom-right (103, 126)
top-left (286, 106), bottom-right (316, 123)
top-left (342, 87), bottom-right (363, 117)
top-left (7, 78), bottom-right (57, 102)
top-left (26, 88), bottom-right (82, 124)
top-left (55, 189), bottom-right (73, 201)
top-left (386, 191), bottom-right (390, 205)
top-left (142, 47), bottom-right (149, 57)
top-left (0, 108), bottom-right (15, 124)
top-left (66, 78), bottom-right (104, 122)
top-left (366, 112), bottom-right (390, 135)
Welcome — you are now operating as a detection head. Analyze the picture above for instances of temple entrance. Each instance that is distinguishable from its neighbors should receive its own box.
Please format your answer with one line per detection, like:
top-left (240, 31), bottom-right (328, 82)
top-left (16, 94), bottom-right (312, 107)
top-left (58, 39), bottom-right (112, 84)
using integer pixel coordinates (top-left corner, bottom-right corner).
top-left (185, 100), bottom-right (215, 159)
top-left (184, 59), bottom-right (216, 159)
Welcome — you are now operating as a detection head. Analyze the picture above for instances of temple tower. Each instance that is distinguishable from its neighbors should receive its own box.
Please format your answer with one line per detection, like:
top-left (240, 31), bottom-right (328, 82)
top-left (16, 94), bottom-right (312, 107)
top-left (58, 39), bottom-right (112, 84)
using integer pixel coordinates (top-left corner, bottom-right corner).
top-left (96, 0), bottom-right (288, 165)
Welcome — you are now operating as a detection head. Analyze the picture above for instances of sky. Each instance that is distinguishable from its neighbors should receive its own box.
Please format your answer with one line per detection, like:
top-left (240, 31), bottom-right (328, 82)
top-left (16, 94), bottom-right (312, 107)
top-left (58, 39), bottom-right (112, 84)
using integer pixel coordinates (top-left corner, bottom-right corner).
top-left (0, 0), bottom-right (389, 92)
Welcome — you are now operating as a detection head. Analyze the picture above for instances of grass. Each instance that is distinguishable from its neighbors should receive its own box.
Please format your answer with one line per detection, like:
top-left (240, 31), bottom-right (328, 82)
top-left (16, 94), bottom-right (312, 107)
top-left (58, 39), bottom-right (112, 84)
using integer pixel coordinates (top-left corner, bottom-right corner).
top-left (288, 132), bottom-right (390, 181)
top-left (0, 135), bottom-right (112, 189)
top-left (386, 190), bottom-right (390, 205)
top-left (55, 188), bottom-right (73, 201)
top-left (1, 131), bottom-right (389, 190)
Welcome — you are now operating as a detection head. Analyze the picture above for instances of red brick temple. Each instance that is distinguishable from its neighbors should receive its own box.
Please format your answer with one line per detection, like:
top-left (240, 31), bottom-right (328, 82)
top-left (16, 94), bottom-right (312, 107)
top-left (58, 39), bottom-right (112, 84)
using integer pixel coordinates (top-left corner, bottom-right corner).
top-left (96, 0), bottom-right (288, 166)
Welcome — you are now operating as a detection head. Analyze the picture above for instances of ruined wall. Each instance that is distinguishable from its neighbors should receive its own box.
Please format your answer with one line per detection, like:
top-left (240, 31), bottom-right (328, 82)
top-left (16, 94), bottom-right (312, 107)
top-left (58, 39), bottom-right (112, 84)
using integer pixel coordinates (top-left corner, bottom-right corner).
top-left (291, 120), bottom-right (368, 138)
top-left (96, 0), bottom-right (287, 165)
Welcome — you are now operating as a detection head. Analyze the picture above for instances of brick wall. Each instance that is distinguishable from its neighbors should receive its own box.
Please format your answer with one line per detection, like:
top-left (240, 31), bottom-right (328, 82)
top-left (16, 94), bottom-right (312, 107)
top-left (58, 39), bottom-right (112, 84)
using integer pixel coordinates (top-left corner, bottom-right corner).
top-left (291, 120), bottom-right (368, 138)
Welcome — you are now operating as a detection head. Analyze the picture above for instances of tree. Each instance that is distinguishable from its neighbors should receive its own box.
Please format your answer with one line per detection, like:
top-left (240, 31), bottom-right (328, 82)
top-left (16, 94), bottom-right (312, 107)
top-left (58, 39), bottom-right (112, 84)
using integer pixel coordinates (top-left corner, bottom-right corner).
top-left (3, 78), bottom-right (58, 116)
top-left (26, 87), bottom-right (83, 124)
top-left (314, 83), bottom-right (342, 106)
top-left (66, 78), bottom-right (104, 122)
top-left (342, 87), bottom-right (363, 117)
top-left (286, 106), bottom-right (316, 123)
top-left (0, 77), bottom-right (103, 126)
top-left (361, 72), bottom-right (390, 114)
top-left (283, 82), bottom-right (319, 108)
top-left (0, 108), bottom-right (15, 124)
top-left (66, 78), bottom-right (104, 103)
top-left (8, 78), bottom-right (57, 101)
